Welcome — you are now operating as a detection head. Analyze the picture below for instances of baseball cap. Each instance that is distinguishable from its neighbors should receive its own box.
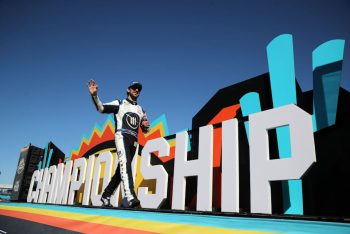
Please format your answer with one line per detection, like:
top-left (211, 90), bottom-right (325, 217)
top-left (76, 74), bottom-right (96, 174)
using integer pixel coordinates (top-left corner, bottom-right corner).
top-left (128, 81), bottom-right (142, 91)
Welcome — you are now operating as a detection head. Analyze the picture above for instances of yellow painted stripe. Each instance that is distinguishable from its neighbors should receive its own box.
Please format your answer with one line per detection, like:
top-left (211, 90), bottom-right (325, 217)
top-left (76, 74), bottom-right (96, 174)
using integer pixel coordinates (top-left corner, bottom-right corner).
top-left (0, 206), bottom-right (276, 234)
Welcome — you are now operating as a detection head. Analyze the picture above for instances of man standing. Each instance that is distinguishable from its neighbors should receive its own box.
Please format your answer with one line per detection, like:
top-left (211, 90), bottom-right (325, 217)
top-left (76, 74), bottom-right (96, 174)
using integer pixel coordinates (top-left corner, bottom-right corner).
top-left (88, 80), bottom-right (150, 208)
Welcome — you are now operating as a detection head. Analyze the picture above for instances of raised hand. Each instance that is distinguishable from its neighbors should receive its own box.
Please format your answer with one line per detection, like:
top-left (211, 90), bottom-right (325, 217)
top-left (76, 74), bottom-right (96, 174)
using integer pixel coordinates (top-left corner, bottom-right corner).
top-left (88, 79), bottom-right (98, 95)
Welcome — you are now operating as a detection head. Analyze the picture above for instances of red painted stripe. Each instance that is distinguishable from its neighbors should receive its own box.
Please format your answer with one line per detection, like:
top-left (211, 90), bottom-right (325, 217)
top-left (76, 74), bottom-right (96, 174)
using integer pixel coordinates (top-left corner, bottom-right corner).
top-left (0, 209), bottom-right (157, 234)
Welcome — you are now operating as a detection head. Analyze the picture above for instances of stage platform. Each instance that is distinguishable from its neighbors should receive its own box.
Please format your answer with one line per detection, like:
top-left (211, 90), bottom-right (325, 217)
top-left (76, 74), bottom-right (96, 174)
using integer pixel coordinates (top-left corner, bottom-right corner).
top-left (1, 202), bottom-right (350, 233)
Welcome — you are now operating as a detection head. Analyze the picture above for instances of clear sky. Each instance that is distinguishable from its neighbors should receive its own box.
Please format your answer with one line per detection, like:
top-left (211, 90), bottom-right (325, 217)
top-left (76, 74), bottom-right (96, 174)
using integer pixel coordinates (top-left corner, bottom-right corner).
top-left (0, 0), bottom-right (349, 185)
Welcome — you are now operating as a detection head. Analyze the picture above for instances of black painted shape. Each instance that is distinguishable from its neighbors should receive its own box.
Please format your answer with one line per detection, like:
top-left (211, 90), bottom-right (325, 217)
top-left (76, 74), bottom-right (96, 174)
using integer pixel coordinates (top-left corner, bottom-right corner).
top-left (193, 73), bottom-right (272, 130)
top-left (0, 215), bottom-right (79, 234)
top-left (303, 87), bottom-right (350, 217)
top-left (47, 141), bottom-right (65, 167)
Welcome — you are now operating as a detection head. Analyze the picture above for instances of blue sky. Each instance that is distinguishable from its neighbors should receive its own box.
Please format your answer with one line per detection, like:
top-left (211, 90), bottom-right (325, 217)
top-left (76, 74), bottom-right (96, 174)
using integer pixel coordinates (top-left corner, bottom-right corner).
top-left (0, 0), bottom-right (349, 185)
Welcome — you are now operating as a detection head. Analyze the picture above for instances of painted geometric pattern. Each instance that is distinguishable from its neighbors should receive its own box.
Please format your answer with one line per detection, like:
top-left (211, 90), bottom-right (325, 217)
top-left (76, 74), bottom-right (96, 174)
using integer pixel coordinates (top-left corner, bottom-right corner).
top-left (1, 203), bottom-right (350, 233)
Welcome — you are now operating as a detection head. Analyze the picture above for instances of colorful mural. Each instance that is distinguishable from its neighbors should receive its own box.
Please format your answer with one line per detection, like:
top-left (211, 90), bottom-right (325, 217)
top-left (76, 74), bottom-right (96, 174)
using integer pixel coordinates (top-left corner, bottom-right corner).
top-left (17, 34), bottom-right (350, 218)
top-left (2, 202), bottom-right (350, 233)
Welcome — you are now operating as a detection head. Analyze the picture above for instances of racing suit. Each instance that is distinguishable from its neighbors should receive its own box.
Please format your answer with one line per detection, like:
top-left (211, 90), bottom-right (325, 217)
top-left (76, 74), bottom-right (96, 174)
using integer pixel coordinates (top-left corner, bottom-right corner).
top-left (91, 94), bottom-right (149, 203)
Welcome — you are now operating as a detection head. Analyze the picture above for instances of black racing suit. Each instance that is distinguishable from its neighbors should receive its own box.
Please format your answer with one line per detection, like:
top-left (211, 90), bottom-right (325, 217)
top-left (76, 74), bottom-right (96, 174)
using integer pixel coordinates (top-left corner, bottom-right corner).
top-left (91, 94), bottom-right (149, 202)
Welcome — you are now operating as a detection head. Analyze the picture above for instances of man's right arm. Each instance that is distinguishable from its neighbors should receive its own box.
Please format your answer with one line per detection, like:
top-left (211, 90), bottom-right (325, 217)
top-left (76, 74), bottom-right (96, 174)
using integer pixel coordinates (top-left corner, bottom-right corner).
top-left (91, 95), bottom-right (119, 113)
top-left (88, 79), bottom-right (119, 113)
top-left (91, 94), bottom-right (105, 113)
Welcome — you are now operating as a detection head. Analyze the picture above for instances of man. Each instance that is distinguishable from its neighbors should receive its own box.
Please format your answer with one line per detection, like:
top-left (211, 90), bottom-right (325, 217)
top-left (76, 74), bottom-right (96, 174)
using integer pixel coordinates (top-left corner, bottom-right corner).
top-left (88, 79), bottom-right (150, 208)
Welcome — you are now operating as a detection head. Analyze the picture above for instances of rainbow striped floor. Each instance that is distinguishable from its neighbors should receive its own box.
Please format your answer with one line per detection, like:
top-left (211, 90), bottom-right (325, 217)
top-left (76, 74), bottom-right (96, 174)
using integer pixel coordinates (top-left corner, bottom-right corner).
top-left (1, 202), bottom-right (350, 233)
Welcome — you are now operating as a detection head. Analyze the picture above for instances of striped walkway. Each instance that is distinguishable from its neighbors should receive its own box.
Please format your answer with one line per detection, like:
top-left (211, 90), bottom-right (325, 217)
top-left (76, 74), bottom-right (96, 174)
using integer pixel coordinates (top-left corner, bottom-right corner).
top-left (0, 202), bottom-right (349, 233)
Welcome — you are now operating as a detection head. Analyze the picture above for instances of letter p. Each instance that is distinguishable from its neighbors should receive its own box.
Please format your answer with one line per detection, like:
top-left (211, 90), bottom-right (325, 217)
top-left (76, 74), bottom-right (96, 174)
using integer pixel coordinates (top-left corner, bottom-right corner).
top-left (249, 105), bottom-right (316, 214)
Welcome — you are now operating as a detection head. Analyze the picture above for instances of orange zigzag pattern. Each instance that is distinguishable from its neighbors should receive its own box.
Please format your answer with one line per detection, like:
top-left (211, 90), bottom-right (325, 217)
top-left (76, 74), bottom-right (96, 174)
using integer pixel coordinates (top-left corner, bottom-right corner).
top-left (69, 115), bottom-right (175, 162)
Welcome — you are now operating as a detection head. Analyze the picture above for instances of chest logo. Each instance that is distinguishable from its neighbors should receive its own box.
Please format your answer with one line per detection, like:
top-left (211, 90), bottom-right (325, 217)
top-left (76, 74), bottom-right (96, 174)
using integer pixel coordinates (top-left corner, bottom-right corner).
top-left (123, 112), bottom-right (140, 129)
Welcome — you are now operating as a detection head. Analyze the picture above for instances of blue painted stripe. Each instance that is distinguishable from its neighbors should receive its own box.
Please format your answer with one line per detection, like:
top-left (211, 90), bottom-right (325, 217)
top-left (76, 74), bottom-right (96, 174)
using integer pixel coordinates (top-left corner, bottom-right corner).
top-left (267, 34), bottom-right (302, 215)
top-left (45, 149), bottom-right (53, 168)
top-left (312, 40), bottom-right (345, 70)
top-left (150, 114), bottom-right (169, 136)
top-left (40, 143), bottom-right (49, 170)
top-left (37, 161), bottom-right (42, 170)
top-left (1, 203), bottom-right (350, 234)
top-left (239, 92), bottom-right (261, 140)
top-left (267, 34), bottom-right (297, 107)
top-left (312, 40), bottom-right (345, 131)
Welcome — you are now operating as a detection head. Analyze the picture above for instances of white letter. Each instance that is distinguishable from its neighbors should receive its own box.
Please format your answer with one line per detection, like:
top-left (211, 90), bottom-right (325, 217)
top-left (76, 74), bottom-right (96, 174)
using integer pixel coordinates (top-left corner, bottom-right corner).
top-left (82, 155), bottom-right (95, 206)
top-left (249, 104), bottom-right (316, 214)
top-left (221, 118), bottom-right (239, 212)
top-left (172, 125), bottom-right (213, 211)
top-left (35, 169), bottom-right (47, 203)
top-left (46, 165), bottom-right (58, 203)
top-left (40, 165), bottom-right (57, 203)
top-left (54, 161), bottom-right (73, 205)
top-left (27, 170), bottom-right (40, 203)
top-left (51, 163), bottom-right (63, 203)
top-left (139, 137), bottom-right (169, 208)
top-left (68, 158), bottom-right (87, 205)
top-left (90, 152), bottom-right (113, 206)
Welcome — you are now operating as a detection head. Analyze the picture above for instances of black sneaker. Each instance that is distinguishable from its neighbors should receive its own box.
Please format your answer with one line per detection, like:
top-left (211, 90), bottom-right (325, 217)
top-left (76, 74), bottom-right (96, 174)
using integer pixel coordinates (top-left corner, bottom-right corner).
top-left (129, 198), bottom-right (140, 208)
top-left (100, 196), bottom-right (111, 207)
top-left (122, 197), bottom-right (140, 208)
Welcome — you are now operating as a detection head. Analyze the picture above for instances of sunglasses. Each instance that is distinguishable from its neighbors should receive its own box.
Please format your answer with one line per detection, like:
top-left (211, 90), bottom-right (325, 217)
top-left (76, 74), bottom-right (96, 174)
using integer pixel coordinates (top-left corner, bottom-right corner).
top-left (130, 86), bottom-right (142, 91)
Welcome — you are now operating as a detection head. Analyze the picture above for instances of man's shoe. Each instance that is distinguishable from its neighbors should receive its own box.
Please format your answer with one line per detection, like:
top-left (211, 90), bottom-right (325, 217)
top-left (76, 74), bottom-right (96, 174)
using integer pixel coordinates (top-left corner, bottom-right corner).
top-left (122, 197), bottom-right (140, 208)
top-left (100, 196), bottom-right (111, 207)
top-left (128, 198), bottom-right (140, 208)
